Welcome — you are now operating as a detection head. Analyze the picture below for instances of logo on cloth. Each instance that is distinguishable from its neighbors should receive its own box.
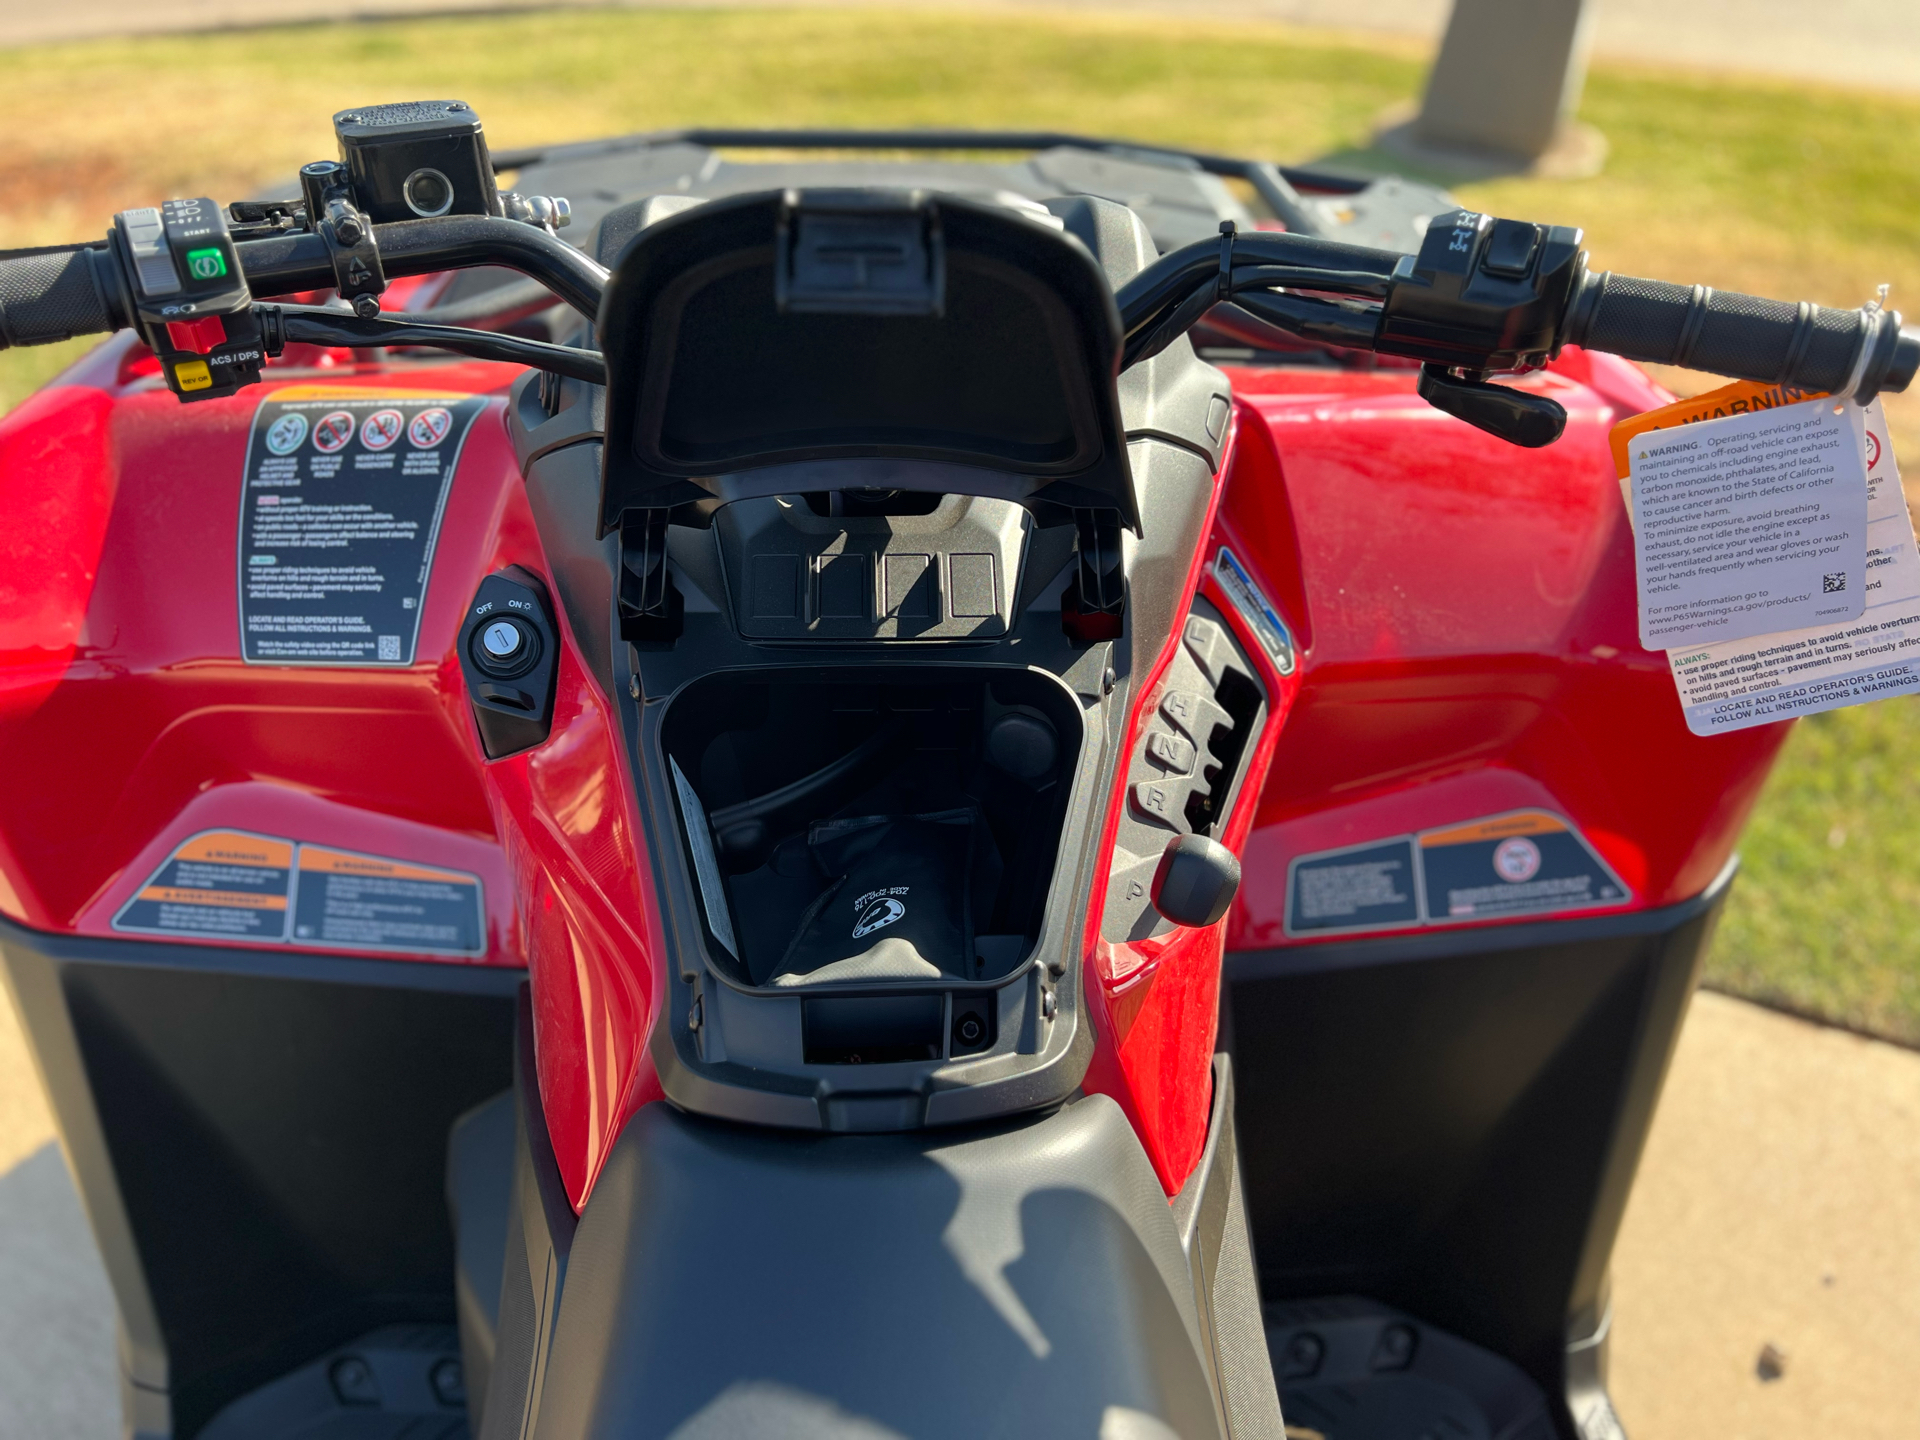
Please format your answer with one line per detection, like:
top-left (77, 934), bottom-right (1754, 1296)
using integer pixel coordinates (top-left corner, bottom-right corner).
top-left (852, 888), bottom-right (908, 939)
top-left (1493, 837), bottom-right (1542, 883)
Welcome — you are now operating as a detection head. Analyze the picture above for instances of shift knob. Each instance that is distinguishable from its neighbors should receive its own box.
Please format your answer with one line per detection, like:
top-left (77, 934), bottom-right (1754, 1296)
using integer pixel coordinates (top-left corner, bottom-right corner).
top-left (1151, 834), bottom-right (1242, 928)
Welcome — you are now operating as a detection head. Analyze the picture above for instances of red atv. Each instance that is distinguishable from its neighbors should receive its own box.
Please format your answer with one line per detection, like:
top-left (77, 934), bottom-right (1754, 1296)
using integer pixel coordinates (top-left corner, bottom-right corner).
top-left (0, 103), bottom-right (1909, 1440)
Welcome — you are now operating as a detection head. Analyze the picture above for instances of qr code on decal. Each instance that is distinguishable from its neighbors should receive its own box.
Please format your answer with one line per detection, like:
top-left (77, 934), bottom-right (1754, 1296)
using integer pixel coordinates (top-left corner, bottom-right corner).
top-left (377, 635), bottom-right (402, 660)
top-left (1824, 573), bottom-right (1847, 593)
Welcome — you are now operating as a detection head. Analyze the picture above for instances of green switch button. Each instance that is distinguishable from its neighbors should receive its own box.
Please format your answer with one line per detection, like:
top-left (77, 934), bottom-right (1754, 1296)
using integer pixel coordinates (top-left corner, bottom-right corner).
top-left (185, 247), bottom-right (228, 281)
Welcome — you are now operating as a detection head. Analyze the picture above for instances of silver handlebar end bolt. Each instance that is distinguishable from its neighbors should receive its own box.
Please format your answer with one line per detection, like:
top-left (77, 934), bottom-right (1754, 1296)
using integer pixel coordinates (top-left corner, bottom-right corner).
top-left (501, 192), bottom-right (573, 234)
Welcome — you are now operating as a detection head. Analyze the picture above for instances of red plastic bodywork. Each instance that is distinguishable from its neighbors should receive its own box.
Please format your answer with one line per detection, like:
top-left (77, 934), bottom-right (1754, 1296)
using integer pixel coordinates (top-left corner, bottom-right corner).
top-left (0, 338), bottom-right (1786, 1208)
top-left (0, 339), bottom-right (665, 1206)
top-left (1079, 416), bottom-right (1304, 1193)
top-left (1222, 353), bottom-right (1787, 957)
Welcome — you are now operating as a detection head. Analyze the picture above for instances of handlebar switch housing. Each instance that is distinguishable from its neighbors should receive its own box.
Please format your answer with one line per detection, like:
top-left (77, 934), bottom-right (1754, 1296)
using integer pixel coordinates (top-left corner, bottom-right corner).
top-left (1377, 210), bottom-right (1585, 373)
top-left (111, 198), bottom-right (265, 402)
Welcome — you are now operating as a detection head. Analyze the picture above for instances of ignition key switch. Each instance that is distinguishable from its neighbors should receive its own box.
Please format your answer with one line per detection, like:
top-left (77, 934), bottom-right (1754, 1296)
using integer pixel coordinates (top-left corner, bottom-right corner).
top-left (470, 614), bottom-right (541, 680)
top-left (458, 569), bottom-right (559, 758)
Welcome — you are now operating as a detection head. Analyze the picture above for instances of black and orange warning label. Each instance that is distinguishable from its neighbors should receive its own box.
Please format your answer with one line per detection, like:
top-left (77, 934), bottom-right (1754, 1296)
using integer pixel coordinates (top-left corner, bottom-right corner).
top-left (112, 831), bottom-right (294, 941)
top-left (1417, 811), bottom-right (1629, 922)
top-left (291, 845), bottom-right (485, 954)
top-left (114, 829), bottom-right (484, 955)
top-left (1285, 810), bottom-right (1630, 937)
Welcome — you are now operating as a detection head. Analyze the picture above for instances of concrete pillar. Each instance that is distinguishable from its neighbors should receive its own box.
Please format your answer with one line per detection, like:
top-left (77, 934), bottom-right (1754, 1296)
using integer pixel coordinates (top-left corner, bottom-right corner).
top-left (1381, 0), bottom-right (1606, 178)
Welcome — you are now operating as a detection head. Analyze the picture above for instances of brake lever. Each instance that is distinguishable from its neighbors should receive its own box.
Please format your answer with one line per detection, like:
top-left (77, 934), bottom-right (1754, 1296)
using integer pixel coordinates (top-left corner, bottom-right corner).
top-left (258, 304), bottom-right (607, 384)
top-left (1416, 364), bottom-right (1567, 449)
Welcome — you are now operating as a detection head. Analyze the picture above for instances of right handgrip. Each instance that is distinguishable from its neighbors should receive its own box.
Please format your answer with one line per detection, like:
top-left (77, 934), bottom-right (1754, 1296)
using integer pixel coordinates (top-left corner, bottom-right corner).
top-left (1564, 269), bottom-right (1920, 402)
top-left (0, 244), bottom-right (124, 350)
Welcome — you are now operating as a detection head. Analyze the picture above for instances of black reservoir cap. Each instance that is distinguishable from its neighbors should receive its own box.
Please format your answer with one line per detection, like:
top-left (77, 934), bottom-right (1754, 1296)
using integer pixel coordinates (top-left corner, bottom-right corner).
top-left (333, 100), bottom-right (499, 225)
top-left (335, 100), bottom-right (485, 141)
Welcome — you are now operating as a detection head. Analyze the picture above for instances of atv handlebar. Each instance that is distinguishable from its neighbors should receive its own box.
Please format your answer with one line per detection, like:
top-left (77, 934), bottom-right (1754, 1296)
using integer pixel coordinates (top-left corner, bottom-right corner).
top-left (229, 214), bottom-right (608, 320)
top-left (1, 193), bottom-right (1913, 445)
top-left (0, 214), bottom-right (607, 350)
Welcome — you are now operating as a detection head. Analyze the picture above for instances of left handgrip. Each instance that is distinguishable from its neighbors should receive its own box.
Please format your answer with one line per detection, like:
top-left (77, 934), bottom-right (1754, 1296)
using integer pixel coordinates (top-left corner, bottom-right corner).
top-left (0, 245), bottom-right (123, 349)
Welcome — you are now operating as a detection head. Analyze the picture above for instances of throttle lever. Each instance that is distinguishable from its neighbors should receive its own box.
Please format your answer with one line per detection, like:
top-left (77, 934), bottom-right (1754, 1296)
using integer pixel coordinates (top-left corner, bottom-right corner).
top-left (1417, 365), bottom-right (1568, 449)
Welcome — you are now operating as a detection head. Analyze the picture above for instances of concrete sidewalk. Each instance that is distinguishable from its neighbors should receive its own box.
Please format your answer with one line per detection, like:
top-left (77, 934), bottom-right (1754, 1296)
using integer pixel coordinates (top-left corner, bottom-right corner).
top-left (4, 979), bottom-right (1918, 1437)
top-left (0, 0), bottom-right (1916, 93)
top-left (1609, 989), bottom-right (1920, 1437)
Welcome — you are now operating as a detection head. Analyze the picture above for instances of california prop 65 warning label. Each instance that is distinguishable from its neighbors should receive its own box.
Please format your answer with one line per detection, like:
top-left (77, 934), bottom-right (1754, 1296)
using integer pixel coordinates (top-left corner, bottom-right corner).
top-left (238, 388), bottom-right (485, 666)
top-left (1285, 810), bottom-right (1629, 937)
top-left (114, 829), bottom-right (484, 956)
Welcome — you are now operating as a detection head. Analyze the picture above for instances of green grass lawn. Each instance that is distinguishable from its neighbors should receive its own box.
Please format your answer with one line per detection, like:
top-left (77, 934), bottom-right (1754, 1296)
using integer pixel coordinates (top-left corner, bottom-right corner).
top-left (4, 8), bottom-right (1919, 1043)
top-left (1711, 700), bottom-right (1920, 1046)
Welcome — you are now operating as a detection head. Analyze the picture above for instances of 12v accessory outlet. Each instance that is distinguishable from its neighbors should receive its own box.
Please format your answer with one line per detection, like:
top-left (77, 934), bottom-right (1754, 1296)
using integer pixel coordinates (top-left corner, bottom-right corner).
top-left (458, 569), bottom-right (559, 758)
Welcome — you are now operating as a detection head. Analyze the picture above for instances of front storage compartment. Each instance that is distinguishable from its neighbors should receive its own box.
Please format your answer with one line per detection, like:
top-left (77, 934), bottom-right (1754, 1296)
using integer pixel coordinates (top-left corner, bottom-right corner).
top-left (660, 667), bottom-right (1083, 991)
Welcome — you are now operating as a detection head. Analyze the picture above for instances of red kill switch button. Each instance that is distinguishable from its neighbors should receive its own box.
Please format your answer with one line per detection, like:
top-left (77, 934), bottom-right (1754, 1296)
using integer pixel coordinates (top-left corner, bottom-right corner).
top-left (165, 316), bottom-right (228, 354)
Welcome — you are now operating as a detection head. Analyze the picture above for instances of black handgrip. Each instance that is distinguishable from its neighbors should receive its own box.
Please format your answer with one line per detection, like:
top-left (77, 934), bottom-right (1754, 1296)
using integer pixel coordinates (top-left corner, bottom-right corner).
top-left (1564, 270), bottom-right (1920, 402)
top-left (0, 245), bottom-right (124, 350)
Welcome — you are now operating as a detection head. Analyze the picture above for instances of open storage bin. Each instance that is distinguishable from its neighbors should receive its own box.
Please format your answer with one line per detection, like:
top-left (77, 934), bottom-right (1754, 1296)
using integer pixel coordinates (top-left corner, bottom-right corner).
top-left (661, 667), bottom-right (1082, 992)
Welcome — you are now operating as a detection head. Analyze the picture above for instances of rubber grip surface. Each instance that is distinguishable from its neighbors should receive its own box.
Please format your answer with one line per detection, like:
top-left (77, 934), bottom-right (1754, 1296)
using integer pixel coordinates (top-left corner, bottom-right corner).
top-left (1581, 273), bottom-right (1866, 392)
top-left (0, 247), bottom-right (114, 349)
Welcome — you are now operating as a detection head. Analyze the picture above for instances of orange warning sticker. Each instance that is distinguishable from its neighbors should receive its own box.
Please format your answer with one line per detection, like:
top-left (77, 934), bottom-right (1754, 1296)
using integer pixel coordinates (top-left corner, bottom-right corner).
top-left (113, 832), bottom-right (484, 955)
top-left (292, 845), bottom-right (483, 954)
top-left (134, 887), bottom-right (287, 910)
top-left (296, 846), bottom-right (476, 885)
top-left (263, 384), bottom-right (476, 402)
top-left (1417, 811), bottom-right (1568, 847)
top-left (1609, 380), bottom-right (1828, 481)
top-left (1418, 810), bottom-right (1629, 921)
top-left (170, 833), bottom-right (294, 869)
top-left (113, 829), bottom-right (294, 941)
